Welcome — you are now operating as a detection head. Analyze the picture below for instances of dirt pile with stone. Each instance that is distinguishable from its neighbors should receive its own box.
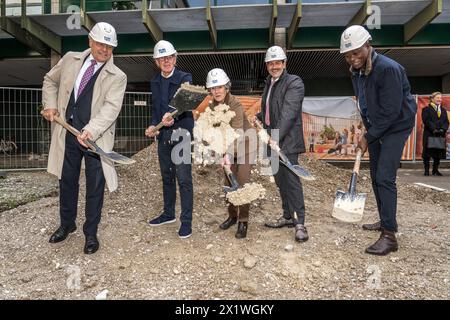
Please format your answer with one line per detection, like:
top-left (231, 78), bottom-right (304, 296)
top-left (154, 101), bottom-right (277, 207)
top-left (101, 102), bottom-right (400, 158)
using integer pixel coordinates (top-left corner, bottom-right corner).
top-left (0, 143), bottom-right (448, 300)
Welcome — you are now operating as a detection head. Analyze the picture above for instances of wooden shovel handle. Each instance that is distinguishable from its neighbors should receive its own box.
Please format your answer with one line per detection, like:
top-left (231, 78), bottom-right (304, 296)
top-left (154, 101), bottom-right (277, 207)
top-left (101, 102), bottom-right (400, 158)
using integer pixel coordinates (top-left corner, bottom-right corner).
top-left (152, 110), bottom-right (178, 133)
top-left (353, 149), bottom-right (362, 174)
top-left (41, 110), bottom-right (95, 150)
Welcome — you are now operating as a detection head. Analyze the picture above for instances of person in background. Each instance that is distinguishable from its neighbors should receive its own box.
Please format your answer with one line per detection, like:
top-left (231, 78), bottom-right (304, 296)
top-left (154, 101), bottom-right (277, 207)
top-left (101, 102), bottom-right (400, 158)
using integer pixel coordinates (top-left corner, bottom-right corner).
top-left (308, 132), bottom-right (315, 153)
top-left (421, 91), bottom-right (449, 176)
top-left (340, 25), bottom-right (417, 255)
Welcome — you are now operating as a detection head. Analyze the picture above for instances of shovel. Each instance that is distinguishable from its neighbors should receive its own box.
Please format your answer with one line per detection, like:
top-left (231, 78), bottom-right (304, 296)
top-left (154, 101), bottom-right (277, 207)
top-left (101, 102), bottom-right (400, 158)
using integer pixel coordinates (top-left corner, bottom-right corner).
top-left (150, 83), bottom-right (208, 135)
top-left (332, 149), bottom-right (366, 223)
top-left (43, 112), bottom-right (135, 165)
top-left (222, 165), bottom-right (240, 194)
top-left (252, 119), bottom-right (315, 181)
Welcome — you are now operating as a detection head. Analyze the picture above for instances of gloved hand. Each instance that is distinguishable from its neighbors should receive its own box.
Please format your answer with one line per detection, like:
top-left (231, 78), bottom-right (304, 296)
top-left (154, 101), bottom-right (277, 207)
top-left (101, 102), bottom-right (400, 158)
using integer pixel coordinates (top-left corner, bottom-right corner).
top-left (438, 128), bottom-right (446, 135)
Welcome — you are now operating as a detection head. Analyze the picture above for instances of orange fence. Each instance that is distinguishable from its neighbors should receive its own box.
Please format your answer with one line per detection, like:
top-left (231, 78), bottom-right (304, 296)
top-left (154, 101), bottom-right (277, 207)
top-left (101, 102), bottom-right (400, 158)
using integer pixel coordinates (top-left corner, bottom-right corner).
top-left (194, 94), bottom-right (450, 161)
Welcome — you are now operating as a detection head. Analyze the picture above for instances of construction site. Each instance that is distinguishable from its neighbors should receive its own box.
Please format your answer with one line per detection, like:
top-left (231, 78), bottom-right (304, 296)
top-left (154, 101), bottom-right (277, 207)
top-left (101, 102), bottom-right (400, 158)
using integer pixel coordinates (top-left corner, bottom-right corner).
top-left (0, 0), bottom-right (449, 301)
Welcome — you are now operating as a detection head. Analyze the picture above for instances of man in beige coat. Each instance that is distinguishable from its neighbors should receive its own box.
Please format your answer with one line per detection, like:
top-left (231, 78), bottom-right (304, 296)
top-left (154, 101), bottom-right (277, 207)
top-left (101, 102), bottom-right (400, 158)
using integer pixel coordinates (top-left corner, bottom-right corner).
top-left (42, 22), bottom-right (127, 254)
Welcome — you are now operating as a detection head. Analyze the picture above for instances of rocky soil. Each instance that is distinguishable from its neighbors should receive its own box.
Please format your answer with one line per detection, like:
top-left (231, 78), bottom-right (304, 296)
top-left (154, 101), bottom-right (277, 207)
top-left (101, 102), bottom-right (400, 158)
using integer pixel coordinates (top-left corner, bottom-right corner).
top-left (0, 143), bottom-right (449, 300)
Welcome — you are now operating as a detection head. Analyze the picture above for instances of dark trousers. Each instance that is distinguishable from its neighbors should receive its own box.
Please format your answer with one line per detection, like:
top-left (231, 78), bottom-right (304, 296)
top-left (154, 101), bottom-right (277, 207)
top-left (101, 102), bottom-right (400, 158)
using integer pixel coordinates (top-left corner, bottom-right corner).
top-left (423, 154), bottom-right (440, 173)
top-left (224, 162), bottom-right (251, 222)
top-left (59, 133), bottom-right (105, 236)
top-left (368, 129), bottom-right (411, 232)
top-left (158, 130), bottom-right (193, 224)
top-left (273, 153), bottom-right (306, 225)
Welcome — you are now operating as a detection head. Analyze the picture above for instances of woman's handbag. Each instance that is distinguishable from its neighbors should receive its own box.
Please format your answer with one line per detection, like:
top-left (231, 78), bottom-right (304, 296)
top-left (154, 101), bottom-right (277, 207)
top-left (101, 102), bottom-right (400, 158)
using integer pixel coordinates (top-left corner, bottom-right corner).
top-left (427, 136), bottom-right (446, 149)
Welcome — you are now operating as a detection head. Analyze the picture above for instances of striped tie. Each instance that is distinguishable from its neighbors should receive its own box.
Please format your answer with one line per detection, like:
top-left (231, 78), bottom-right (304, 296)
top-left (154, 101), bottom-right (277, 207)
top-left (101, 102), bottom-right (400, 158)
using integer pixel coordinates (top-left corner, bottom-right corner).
top-left (77, 59), bottom-right (97, 98)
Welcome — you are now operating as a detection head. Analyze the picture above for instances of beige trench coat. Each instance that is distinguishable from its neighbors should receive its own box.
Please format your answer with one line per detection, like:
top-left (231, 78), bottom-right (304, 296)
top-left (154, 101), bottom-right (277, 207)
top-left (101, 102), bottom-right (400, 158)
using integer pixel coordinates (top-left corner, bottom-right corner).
top-left (42, 48), bottom-right (127, 192)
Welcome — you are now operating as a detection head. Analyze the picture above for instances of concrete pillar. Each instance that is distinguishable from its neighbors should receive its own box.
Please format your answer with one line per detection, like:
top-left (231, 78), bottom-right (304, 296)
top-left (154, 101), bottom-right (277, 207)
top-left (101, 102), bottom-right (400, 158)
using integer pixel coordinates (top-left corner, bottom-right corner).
top-left (274, 0), bottom-right (286, 49)
top-left (50, 0), bottom-right (61, 67)
top-left (442, 73), bottom-right (450, 94)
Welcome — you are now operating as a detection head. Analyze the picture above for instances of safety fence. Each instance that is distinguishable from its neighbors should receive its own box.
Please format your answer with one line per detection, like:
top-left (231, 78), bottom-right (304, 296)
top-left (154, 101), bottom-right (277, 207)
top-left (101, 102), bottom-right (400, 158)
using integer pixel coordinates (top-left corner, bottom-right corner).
top-left (0, 87), bottom-right (151, 170)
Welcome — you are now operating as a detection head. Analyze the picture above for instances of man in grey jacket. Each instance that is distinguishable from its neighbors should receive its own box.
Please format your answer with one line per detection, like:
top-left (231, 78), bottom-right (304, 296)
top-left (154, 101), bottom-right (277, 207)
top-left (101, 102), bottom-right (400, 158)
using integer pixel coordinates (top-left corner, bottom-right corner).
top-left (253, 46), bottom-right (308, 242)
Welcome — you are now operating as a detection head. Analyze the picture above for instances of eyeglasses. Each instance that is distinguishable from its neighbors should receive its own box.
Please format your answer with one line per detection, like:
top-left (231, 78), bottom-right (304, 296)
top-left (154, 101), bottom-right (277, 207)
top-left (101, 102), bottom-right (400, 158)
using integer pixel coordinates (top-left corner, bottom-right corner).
top-left (157, 55), bottom-right (176, 62)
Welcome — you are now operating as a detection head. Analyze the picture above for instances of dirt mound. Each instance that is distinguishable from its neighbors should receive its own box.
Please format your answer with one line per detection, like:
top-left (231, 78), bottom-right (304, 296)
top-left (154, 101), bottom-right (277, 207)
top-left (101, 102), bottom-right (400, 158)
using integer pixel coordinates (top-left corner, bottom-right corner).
top-left (0, 143), bottom-right (448, 300)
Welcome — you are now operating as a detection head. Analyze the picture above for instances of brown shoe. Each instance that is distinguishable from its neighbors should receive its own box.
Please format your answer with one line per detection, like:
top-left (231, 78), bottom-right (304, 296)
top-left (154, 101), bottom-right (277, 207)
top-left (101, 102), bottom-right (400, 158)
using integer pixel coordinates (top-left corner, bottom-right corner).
top-left (265, 216), bottom-right (294, 228)
top-left (294, 224), bottom-right (309, 242)
top-left (365, 229), bottom-right (398, 256)
top-left (362, 220), bottom-right (381, 231)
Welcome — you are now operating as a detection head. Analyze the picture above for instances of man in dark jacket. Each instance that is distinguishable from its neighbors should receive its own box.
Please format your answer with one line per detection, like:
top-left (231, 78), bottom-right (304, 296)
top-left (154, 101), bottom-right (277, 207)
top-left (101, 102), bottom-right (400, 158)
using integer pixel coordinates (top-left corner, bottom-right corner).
top-left (340, 26), bottom-right (417, 255)
top-left (254, 45), bottom-right (308, 242)
top-left (145, 40), bottom-right (194, 239)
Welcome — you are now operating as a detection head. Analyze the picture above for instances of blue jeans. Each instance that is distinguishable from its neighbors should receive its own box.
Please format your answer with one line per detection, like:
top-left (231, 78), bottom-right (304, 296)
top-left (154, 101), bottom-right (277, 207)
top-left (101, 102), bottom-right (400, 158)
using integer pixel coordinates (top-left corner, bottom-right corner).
top-left (368, 129), bottom-right (412, 232)
top-left (157, 129), bottom-right (193, 224)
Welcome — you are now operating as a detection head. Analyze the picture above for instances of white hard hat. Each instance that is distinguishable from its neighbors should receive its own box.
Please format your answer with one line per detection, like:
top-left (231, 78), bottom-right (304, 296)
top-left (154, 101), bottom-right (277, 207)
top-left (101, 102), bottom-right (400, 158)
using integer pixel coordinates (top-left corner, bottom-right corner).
top-left (206, 68), bottom-right (230, 89)
top-left (265, 45), bottom-right (287, 62)
top-left (89, 22), bottom-right (117, 47)
top-left (340, 25), bottom-right (372, 54)
top-left (153, 40), bottom-right (177, 59)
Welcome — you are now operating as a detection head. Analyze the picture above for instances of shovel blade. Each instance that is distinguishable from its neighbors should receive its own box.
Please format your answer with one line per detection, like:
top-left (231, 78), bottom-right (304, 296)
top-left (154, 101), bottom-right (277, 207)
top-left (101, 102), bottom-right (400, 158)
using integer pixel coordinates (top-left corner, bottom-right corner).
top-left (281, 161), bottom-right (315, 181)
top-left (223, 185), bottom-right (239, 194)
top-left (88, 142), bottom-right (136, 165)
top-left (332, 190), bottom-right (367, 223)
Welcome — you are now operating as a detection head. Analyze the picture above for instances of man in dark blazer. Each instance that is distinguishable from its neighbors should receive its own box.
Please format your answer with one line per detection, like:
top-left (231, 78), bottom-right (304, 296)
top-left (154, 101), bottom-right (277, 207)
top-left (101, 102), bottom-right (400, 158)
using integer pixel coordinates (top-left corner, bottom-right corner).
top-left (253, 45), bottom-right (309, 243)
top-left (145, 40), bottom-right (194, 239)
top-left (340, 25), bottom-right (417, 255)
top-left (42, 22), bottom-right (127, 254)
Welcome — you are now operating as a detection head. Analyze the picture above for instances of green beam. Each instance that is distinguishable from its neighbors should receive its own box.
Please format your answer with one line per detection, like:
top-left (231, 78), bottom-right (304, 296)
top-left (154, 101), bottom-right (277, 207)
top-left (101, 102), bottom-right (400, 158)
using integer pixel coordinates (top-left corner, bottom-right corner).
top-left (287, 0), bottom-right (301, 49)
top-left (20, 0), bottom-right (61, 53)
top-left (80, 0), bottom-right (95, 32)
top-left (206, 0), bottom-right (217, 50)
top-left (347, 0), bottom-right (371, 26)
top-left (269, 0), bottom-right (277, 46)
top-left (142, 0), bottom-right (162, 43)
top-left (404, 0), bottom-right (442, 43)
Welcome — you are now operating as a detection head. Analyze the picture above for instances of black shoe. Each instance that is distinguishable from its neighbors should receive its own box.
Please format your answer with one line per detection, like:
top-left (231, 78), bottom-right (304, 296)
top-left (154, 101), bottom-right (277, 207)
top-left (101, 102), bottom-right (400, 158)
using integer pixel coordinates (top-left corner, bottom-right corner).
top-left (365, 229), bottom-right (398, 256)
top-left (219, 217), bottom-right (237, 230)
top-left (84, 235), bottom-right (99, 254)
top-left (424, 171), bottom-right (429, 176)
top-left (265, 216), bottom-right (294, 228)
top-left (294, 224), bottom-right (309, 242)
top-left (432, 170), bottom-right (443, 176)
top-left (49, 225), bottom-right (77, 243)
top-left (235, 222), bottom-right (248, 239)
top-left (362, 221), bottom-right (381, 231)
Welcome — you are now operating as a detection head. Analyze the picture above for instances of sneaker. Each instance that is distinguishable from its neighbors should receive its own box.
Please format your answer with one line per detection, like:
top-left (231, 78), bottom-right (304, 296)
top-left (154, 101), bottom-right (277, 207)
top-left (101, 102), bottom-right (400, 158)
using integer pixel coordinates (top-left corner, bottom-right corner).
top-left (148, 213), bottom-right (176, 226)
top-left (178, 223), bottom-right (192, 239)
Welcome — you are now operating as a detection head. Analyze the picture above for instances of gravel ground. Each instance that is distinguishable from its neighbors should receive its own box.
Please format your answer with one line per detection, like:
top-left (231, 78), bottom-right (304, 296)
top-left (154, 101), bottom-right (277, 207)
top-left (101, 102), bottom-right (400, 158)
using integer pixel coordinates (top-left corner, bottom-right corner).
top-left (0, 143), bottom-right (449, 300)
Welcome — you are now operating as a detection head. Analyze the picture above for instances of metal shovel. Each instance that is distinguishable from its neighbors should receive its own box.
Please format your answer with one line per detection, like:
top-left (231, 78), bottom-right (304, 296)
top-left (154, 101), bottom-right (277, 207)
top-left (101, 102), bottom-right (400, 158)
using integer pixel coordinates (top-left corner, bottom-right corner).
top-left (222, 165), bottom-right (240, 194)
top-left (253, 119), bottom-right (315, 181)
top-left (332, 149), bottom-right (366, 223)
top-left (150, 83), bottom-right (208, 135)
top-left (48, 113), bottom-right (135, 165)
